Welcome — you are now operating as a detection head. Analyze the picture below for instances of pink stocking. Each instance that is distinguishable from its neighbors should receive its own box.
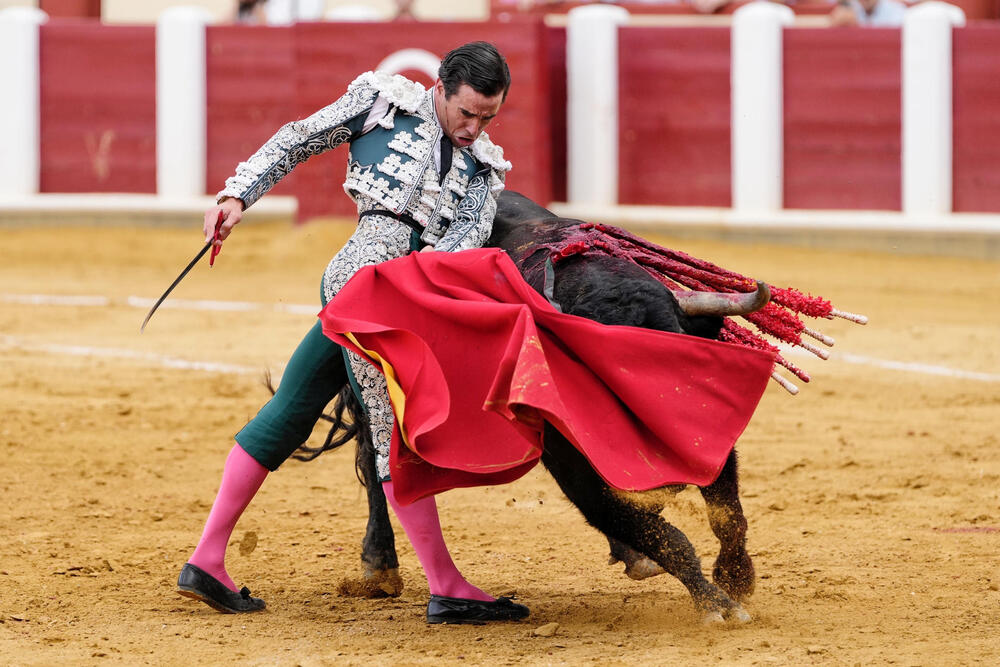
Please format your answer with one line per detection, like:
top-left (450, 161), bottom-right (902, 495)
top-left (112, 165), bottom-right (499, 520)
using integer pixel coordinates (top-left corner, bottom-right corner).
top-left (188, 444), bottom-right (268, 592)
top-left (382, 481), bottom-right (492, 601)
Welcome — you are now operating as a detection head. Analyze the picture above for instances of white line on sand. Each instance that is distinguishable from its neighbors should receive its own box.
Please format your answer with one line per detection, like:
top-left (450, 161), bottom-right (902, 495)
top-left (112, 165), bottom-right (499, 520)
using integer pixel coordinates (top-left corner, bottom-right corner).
top-left (0, 334), bottom-right (266, 375)
top-left (2, 294), bottom-right (112, 306)
top-left (836, 353), bottom-right (1000, 383)
top-left (2, 293), bottom-right (316, 315)
top-left (124, 296), bottom-right (317, 315)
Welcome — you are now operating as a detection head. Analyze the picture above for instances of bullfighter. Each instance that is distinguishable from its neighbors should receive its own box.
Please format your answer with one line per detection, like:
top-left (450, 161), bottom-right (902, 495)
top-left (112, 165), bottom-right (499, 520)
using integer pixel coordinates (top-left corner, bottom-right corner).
top-left (176, 41), bottom-right (529, 625)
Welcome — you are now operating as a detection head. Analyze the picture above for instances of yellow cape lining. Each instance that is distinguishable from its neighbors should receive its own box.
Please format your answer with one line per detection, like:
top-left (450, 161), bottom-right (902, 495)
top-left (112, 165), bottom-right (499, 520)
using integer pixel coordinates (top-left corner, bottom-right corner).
top-left (343, 332), bottom-right (411, 450)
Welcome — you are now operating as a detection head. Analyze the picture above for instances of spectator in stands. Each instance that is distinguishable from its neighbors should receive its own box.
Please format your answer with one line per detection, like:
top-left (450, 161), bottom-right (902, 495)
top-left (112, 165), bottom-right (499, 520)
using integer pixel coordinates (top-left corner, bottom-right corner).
top-left (830, 0), bottom-right (907, 26)
top-left (265, 0), bottom-right (325, 24)
top-left (394, 0), bottom-right (418, 21)
top-left (690, 0), bottom-right (734, 14)
top-left (232, 0), bottom-right (267, 24)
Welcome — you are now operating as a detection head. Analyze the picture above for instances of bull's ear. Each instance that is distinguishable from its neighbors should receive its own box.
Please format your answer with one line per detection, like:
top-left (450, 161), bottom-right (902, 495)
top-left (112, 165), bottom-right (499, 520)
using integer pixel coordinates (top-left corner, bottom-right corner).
top-left (542, 257), bottom-right (563, 313)
top-left (673, 281), bottom-right (770, 317)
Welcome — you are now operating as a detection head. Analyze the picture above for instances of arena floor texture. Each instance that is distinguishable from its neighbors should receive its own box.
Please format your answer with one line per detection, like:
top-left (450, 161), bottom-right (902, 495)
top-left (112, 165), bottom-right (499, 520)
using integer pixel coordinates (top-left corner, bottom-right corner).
top-left (1, 218), bottom-right (998, 665)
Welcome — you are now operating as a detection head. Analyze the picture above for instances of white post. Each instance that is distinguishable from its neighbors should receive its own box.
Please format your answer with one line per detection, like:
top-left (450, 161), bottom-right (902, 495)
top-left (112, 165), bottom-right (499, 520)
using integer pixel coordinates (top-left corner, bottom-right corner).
top-left (731, 1), bottom-right (794, 214)
top-left (156, 6), bottom-right (213, 198)
top-left (0, 7), bottom-right (48, 197)
top-left (902, 2), bottom-right (965, 218)
top-left (567, 5), bottom-right (629, 206)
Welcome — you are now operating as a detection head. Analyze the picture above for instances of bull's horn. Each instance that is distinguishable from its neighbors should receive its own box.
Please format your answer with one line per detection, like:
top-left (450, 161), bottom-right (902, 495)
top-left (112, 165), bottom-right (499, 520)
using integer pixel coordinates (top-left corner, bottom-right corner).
top-left (673, 281), bottom-right (770, 317)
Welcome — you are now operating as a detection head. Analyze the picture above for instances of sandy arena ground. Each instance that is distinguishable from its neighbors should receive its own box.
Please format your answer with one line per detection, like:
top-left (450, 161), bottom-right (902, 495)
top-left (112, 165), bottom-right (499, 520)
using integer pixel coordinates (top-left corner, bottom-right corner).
top-left (1, 217), bottom-right (998, 666)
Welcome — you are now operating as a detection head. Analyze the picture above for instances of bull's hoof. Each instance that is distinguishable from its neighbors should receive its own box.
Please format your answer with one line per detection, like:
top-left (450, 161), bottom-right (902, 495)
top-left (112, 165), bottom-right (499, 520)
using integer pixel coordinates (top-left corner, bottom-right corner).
top-left (702, 611), bottom-right (726, 625)
top-left (701, 604), bottom-right (752, 626)
top-left (692, 582), bottom-right (753, 626)
top-left (607, 545), bottom-right (665, 581)
top-left (622, 556), bottom-right (666, 581)
top-left (336, 567), bottom-right (404, 599)
top-left (712, 552), bottom-right (755, 602)
top-left (726, 604), bottom-right (752, 624)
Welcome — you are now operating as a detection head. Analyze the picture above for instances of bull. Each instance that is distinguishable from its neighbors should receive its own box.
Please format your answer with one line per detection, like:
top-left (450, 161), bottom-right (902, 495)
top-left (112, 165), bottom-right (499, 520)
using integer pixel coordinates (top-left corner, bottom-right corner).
top-left (298, 190), bottom-right (771, 624)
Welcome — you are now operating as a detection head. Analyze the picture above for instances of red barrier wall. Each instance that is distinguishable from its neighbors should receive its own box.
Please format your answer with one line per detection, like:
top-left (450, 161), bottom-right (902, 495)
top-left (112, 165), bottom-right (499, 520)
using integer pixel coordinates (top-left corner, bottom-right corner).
top-left (287, 19), bottom-right (554, 219)
top-left (953, 25), bottom-right (1000, 213)
top-left (39, 22), bottom-right (156, 193)
top-left (35, 20), bottom-right (1000, 217)
top-left (618, 27), bottom-right (731, 207)
top-left (205, 25), bottom-right (298, 199)
top-left (39, 0), bottom-right (101, 18)
top-left (947, 0), bottom-right (1000, 19)
top-left (783, 28), bottom-right (901, 211)
top-left (544, 25), bottom-right (568, 203)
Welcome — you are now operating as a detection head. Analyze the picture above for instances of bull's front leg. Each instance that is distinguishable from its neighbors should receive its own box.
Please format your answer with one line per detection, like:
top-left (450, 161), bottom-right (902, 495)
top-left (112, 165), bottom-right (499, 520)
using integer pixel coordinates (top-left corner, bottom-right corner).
top-left (699, 450), bottom-right (755, 602)
top-left (540, 427), bottom-right (749, 624)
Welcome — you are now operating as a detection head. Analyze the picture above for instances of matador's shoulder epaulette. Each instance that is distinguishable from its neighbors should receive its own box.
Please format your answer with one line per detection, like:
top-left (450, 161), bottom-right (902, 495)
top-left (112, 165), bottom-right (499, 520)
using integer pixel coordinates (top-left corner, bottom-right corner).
top-left (349, 71), bottom-right (427, 113)
top-left (470, 131), bottom-right (512, 174)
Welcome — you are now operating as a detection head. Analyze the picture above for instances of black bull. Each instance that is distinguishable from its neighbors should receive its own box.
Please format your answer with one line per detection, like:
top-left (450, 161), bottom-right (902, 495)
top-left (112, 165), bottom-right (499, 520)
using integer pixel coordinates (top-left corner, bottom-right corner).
top-left (300, 191), bottom-right (768, 623)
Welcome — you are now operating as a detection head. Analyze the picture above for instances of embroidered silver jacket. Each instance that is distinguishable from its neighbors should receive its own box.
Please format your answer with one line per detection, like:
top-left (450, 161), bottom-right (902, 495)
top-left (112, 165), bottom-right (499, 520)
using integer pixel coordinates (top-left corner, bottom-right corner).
top-left (217, 71), bottom-right (512, 251)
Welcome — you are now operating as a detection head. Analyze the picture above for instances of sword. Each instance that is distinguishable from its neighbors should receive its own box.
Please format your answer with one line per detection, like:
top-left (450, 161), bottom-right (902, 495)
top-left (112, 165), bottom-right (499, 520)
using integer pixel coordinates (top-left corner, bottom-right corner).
top-left (140, 213), bottom-right (224, 333)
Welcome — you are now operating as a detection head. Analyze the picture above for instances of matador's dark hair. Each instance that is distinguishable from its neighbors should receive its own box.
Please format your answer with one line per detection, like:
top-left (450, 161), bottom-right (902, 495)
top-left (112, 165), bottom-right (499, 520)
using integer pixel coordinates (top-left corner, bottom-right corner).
top-left (438, 41), bottom-right (511, 102)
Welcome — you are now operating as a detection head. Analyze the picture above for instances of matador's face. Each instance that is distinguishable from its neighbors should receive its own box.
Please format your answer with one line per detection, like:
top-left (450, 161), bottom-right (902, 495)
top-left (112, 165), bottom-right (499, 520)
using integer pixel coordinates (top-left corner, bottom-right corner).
top-left (433, 80), bottom-right (504, 149)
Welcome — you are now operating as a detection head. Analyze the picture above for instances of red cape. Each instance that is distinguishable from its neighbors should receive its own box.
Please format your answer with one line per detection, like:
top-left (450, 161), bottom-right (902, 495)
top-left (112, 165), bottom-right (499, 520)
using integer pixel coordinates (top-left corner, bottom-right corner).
top-left (320, 248), bottom-right (773, 505)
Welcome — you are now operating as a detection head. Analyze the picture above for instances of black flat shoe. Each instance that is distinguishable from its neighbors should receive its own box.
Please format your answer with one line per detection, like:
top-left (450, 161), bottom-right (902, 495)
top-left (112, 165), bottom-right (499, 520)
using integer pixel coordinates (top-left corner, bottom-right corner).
top-left (177, 563), bottom-right (266, 614)
top-left (426, 594), bottom-right (529, 625)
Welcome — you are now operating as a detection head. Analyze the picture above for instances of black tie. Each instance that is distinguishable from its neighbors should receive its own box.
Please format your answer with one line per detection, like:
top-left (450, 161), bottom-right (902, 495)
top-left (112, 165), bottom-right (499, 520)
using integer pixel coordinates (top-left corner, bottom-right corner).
top-left (439, 134), bottom-right (452, 185)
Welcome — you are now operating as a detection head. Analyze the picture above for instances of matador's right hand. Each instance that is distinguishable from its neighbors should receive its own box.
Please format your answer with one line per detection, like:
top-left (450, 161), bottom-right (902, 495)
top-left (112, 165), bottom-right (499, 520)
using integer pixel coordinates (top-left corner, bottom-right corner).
top-left (204, 197), bottom-right (245, 246)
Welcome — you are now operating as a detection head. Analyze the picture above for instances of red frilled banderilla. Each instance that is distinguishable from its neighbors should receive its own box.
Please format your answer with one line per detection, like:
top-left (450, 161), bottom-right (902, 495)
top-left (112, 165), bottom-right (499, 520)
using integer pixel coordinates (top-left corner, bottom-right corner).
top-left (535, 221), bottom-right (867, 394)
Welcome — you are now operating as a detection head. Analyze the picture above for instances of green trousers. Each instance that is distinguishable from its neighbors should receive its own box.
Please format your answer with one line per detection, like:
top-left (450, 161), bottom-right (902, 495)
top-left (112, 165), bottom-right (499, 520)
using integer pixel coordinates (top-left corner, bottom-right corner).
top-left (234, 319), bottom-right (349, 471)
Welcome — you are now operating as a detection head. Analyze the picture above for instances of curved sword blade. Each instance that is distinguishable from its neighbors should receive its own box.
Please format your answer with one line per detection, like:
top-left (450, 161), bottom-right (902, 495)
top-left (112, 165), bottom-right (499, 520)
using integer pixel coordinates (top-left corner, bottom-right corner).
top-left (140, 241), bottom-right (212, 333)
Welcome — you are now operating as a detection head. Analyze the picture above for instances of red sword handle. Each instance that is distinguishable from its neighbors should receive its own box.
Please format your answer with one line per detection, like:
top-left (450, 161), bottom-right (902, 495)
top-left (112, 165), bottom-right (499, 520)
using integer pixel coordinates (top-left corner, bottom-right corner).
top-left (209, 210), bottom-right (224, 267)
